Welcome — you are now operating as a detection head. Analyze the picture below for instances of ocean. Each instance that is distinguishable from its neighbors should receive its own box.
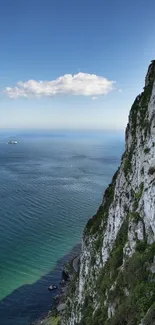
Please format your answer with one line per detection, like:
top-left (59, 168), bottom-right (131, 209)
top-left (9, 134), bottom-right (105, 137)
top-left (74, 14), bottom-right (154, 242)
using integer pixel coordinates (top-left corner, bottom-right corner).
top-left (0, 130), bottom-right (124, 325)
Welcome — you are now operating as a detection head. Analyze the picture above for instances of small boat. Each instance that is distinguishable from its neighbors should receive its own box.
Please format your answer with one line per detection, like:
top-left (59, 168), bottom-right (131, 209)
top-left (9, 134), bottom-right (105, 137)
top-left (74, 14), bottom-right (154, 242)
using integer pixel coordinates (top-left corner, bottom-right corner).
top-left (48, 285), bottom-right (57, 291)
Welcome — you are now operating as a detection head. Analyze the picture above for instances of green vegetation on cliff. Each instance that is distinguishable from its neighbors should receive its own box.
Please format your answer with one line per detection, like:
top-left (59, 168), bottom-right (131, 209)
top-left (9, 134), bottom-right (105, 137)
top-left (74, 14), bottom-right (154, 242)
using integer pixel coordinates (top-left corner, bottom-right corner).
top-left (79, 231), bottom-right (155, 325)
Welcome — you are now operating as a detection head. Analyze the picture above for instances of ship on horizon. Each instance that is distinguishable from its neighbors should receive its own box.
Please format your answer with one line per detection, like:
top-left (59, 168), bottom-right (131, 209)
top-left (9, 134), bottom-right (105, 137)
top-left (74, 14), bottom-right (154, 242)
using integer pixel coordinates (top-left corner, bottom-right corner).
top-left (8, 140), bottom-right (18, 144)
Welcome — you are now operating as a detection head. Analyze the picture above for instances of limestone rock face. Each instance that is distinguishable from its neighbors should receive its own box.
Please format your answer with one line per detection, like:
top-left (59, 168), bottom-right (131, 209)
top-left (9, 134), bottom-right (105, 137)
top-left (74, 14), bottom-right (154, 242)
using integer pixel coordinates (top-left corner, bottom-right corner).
top-left (62, 61), bottom-right (155, 325)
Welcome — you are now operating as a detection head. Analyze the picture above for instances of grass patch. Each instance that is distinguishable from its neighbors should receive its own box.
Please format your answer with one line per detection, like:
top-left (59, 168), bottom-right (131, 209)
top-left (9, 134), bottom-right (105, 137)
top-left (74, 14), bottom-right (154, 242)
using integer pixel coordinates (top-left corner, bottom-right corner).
top-left (43, 316), bottom-right (61, 325)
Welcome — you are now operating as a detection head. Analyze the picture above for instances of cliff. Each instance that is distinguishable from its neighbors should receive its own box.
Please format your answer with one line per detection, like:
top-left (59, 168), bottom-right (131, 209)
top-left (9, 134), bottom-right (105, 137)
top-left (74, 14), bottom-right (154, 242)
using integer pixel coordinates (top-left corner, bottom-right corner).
top-left (62, 61), bottom-right (155, 325)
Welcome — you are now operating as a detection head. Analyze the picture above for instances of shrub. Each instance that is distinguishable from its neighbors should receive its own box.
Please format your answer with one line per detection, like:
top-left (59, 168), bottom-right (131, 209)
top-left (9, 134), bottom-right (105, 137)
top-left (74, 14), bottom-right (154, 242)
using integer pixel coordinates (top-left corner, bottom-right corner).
top-left (144, 147), bottom-right (150, 154)
top-left (135, 183), bottom-right (144, 200)
top-left (148, 166), bottom-right (155, 175)
top-left (143, 303), bottom-right (155, 325)
top-left (110, 246), bottom-right (124, 270)
top-left (124, 157), bottom-right (132, 177)
top-left (141, 166), bottom-right (144, 175)
top-left (136, 240), bottom-right (147, 253)
top-left (133, 183), bottom-right (144, 210)
top-left (129, 211), bottom-right (141, 223)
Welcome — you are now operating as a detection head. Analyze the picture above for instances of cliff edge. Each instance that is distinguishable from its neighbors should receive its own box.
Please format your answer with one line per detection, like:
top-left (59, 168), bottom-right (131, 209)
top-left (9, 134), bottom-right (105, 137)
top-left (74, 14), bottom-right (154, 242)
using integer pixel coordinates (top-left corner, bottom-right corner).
top-left (62, 61), bottom-right (155, 325)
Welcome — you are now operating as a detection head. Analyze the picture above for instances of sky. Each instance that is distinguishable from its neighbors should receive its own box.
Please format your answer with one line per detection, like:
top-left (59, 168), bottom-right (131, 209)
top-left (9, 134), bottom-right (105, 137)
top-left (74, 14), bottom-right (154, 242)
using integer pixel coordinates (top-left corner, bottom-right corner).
top-left (0, 0), bottom-right (155, 130)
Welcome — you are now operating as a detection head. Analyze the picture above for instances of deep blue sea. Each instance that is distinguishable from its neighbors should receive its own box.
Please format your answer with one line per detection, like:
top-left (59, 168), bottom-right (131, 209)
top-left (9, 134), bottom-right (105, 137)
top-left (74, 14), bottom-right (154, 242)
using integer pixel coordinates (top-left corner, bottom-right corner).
top-left (0, 129), bottom-right (124, 325)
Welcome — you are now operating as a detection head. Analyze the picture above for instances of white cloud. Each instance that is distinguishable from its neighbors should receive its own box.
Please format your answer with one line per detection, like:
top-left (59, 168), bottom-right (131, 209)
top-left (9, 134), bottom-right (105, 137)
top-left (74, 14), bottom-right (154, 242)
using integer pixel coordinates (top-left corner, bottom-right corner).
top-left (4, 72), bottom-right (115, 99)
top-left (92, 96), bottom-right (98, 100)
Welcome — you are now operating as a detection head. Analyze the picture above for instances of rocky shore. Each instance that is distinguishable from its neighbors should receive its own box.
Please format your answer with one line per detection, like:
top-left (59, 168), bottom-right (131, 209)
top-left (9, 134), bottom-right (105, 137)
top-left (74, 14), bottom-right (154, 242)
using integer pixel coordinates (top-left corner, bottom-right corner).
top-left (30, 253), bottom-right (81, 325)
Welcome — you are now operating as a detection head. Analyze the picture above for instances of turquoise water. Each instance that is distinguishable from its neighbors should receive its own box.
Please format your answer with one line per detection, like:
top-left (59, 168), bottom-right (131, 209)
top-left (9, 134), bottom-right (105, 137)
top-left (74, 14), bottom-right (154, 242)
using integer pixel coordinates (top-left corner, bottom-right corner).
top-left (0, 130), bottom-right (124, 324)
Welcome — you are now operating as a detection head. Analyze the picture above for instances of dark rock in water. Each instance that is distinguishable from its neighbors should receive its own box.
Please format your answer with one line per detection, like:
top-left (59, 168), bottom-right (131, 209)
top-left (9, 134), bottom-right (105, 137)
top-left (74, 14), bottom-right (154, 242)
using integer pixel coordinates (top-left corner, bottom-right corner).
top-left (62, 270), bottom-right (69, 281)
top-left (48, 285), bottom-right (57, 291)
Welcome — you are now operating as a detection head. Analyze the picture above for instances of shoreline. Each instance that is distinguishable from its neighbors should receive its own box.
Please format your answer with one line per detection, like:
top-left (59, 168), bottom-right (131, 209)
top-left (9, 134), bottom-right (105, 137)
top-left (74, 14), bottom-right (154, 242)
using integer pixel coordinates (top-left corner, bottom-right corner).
top-left (31, 253), bottom-right (81, 325)
top-left (0, 244), bottom-right (81, 325)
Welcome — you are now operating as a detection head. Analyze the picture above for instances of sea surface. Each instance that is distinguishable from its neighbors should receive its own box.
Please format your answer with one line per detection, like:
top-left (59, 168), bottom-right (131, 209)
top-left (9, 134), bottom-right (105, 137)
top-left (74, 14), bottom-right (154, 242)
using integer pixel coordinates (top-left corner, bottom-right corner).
top-left (0, 129), bottom-right (124, 325)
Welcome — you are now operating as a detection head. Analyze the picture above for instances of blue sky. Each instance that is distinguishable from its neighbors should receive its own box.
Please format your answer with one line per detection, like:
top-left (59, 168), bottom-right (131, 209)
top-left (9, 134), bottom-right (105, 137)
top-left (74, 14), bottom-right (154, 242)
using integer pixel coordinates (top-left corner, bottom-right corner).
top-left (0, 0), bottom-right (155, 129)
